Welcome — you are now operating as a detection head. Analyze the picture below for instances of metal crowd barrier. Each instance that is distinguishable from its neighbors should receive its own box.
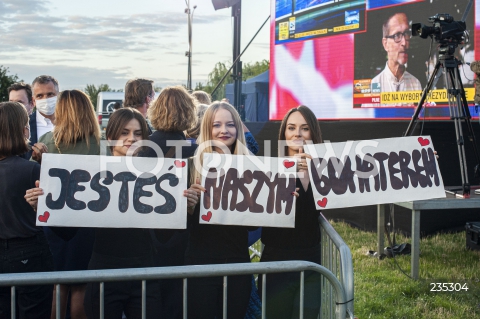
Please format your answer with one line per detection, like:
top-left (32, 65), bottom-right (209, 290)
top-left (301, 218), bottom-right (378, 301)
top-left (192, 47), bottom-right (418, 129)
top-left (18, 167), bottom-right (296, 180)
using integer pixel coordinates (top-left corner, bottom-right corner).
top-left (318, 214), bottom-right (355, 319)
top-left (248, 213), bottom-right (355, 318)
top-left (2, 214), bottom-right (354, 319)
top-left (0, 260), bottom-right (349, 319)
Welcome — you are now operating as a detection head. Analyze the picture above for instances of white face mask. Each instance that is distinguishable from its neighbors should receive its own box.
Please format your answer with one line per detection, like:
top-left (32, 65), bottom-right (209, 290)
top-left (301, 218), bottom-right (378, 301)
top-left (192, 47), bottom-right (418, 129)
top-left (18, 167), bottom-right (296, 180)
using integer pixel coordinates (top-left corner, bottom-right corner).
top-left (35, 96), bottom-right (57, 115)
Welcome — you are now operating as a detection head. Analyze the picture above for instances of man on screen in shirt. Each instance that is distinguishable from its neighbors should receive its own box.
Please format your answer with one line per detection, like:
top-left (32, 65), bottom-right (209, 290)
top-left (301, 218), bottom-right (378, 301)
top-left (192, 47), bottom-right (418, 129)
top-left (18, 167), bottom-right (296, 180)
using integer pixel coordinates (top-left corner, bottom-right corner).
top-left (370, 13), bottom-right (422, 105)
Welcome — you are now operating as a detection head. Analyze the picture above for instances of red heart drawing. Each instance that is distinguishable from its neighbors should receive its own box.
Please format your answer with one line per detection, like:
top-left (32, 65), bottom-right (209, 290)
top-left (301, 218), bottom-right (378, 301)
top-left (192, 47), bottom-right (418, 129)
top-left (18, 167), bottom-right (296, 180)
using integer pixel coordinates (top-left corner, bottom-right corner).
top-left (283, 160), bottom-right (295, 169)
top-left (201, 211), bottom-right (212, 222)
top-left (38, 211), bottom-right (50, 223)
top-left (174, 160), bottom-right (186, 168)
top-left (317, 198), bottom-right (328, 208)
top-left (418, 137), bottom-right (430, 147)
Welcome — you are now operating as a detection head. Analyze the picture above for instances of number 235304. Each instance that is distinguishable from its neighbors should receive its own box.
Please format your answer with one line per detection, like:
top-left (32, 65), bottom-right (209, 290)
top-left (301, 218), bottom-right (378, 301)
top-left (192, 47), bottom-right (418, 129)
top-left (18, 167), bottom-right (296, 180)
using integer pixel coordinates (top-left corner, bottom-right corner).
top-left (430, 283), bottom-right (469, 292)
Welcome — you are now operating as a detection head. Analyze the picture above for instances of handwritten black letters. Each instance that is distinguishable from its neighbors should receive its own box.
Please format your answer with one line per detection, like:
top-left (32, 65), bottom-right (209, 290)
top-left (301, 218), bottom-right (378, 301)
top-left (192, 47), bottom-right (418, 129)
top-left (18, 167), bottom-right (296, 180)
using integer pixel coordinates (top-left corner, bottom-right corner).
top-left (45, 169), bottom-right (179, 214)
top-left (310, 148), bottom-right (440, 196)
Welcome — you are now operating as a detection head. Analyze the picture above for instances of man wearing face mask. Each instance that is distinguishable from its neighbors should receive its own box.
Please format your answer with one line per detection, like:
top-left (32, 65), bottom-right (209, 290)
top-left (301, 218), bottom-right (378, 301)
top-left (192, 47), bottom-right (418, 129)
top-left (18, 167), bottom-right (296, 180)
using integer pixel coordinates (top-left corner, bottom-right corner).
top-left (27, 75), bottom-right (59, 160)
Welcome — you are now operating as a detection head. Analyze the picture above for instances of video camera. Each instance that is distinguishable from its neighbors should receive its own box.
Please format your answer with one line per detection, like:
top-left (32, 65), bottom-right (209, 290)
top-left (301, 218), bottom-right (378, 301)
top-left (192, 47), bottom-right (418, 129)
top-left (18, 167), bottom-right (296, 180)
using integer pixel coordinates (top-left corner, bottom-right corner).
top-left (412, 14), bottom-right (466, 45)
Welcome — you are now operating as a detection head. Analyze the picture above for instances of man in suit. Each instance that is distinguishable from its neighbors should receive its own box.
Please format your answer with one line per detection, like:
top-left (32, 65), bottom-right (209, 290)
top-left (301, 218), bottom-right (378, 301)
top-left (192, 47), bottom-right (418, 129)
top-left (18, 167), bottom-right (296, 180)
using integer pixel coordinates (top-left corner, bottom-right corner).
top-left (8, 82), bottom-right (34, 115)
top-left (26, 75), bottom-right (60, 159)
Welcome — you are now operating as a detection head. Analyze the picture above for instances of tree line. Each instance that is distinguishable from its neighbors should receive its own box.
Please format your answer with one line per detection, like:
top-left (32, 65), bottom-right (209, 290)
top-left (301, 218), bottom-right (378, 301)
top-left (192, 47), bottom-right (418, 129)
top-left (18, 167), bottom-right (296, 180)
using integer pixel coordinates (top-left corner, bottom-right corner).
top-left (0, 60), bottom-right (269, 106)
top-left (194, 59), bottom-right (269, 101)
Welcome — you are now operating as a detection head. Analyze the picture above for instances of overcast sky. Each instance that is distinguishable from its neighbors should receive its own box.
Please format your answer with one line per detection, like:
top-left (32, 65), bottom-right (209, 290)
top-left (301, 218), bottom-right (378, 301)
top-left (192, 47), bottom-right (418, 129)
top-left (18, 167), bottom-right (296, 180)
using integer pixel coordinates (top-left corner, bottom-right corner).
top-left (1, 0), bottom-right (271, 90)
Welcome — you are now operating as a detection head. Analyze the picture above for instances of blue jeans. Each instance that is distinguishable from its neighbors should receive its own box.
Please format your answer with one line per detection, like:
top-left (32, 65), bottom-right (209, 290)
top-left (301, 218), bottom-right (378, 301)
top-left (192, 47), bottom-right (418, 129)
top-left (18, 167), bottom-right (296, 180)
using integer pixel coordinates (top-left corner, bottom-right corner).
top-left (0, 232), bottom-right (54, 319)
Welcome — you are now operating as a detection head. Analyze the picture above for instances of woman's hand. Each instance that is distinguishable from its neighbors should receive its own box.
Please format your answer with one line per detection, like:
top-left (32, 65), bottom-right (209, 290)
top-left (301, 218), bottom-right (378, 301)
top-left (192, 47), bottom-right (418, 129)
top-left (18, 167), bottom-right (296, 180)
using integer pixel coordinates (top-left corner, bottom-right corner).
top-left (292, 187), bottom-right (300, 198)
top-left (184, 188), bottom-right (199, 215)
top-left (293, 147), bottom-right (312, 175)
top-left (25, 180), bottom-right (43, 212)
top-left (190, 178), bottom-right (206, 197)
top-left (31, 143), bottom-right (48, 163)
top-left (186, 178), bottom-right (206, 215)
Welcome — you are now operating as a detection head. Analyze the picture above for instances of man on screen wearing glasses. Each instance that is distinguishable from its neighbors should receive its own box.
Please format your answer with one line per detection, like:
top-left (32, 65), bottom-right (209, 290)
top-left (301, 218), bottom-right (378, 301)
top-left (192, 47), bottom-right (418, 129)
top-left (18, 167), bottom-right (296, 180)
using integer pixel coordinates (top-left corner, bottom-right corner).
top-left (371, 12), bottom-right (421, 96)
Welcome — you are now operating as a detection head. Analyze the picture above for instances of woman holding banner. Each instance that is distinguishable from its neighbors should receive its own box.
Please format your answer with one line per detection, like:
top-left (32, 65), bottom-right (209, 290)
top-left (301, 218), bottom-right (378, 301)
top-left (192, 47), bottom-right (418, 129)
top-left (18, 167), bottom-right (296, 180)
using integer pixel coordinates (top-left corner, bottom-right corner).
top-left (82, 108), bottom-right (162, 319)
top-left (260, 105), bottom-right (323, 319)
top-left (26, 107), bottom-right (200, 319)
top-left (185, 101), bottom-right (252, 319)
top-left (33, 89), bottom-right (101, 319)
top-left (0, 101), bottom-right (54, 319)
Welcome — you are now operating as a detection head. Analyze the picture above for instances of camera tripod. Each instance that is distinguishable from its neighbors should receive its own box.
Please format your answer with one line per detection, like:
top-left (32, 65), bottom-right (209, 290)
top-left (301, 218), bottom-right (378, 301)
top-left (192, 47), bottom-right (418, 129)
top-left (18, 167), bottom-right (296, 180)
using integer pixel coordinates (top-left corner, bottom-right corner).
top-left (404, 45), bottom-right (480, 197)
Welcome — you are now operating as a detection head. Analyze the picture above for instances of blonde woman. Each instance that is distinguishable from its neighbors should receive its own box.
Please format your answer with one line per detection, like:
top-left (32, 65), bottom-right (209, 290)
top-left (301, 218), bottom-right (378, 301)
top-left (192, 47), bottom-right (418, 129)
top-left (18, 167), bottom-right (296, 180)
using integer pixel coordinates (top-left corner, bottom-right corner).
top-left (143, 85), bottom-right (198, 319)
top-left (145, 85), bottom-right (197, 158)
top-left (191, 90), bottom-right (211, 105)
top-left (185, 101), bottom-right (252, 319)
top-left (35, 89), bottom-right (101, 319)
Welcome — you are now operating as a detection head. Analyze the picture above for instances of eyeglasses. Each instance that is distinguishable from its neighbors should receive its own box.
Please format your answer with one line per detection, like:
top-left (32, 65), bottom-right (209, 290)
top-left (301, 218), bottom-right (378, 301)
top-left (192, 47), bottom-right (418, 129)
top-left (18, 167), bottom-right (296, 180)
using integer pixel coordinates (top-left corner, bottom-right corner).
top-left (385, 31), bottom-right (411, 43)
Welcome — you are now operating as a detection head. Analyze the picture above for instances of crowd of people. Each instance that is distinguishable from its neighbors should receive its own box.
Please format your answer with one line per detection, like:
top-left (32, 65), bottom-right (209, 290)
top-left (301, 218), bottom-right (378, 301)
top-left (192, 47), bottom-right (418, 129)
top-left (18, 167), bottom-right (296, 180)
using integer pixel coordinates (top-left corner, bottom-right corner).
top-left (1, 75), bottom-right (323, 319)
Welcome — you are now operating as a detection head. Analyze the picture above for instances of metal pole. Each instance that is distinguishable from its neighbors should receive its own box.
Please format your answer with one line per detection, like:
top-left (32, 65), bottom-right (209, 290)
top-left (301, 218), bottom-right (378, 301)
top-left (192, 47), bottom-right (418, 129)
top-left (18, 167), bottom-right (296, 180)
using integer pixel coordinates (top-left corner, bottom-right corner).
top-left (10, 286), bottom-right (15, 319)
top-left (211, 14), bottom-right (270, 98)
top-left (299, 271), bottom-right (305, 319)
top-left (186, 1), bottom-right (196, 91)
top-left (223, 276), bottom-right (228, 319)
top-left (261, 274), bottom-right (266, 319)
top-left (141, 280), bottom-right (146, 319)
top-left (377, 204), bottom-right (385, 256)
top-left (56, 284), bottom-right (61, 319)
top-left (183, 278), bottom-right (188, 319)
top-left (100, 282), bottom-right (104, 319)
top-left (232, 2), bottom-right (243, 119)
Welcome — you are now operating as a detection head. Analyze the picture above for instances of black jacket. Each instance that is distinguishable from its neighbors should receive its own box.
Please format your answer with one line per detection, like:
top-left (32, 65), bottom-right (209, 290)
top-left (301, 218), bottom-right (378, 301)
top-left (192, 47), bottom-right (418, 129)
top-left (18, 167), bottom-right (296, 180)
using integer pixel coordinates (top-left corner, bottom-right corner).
top-left (21, 111), bottom-right (38, 160)
top-left (142, 130), bottom-right (197, 159)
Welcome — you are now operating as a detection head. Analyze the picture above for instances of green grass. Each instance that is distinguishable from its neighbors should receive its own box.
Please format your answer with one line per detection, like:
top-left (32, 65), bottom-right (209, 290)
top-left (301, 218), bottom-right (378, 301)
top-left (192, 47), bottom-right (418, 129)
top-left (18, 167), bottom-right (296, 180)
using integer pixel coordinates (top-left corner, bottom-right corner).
top-left (330, 220), bottom-right (480, 319)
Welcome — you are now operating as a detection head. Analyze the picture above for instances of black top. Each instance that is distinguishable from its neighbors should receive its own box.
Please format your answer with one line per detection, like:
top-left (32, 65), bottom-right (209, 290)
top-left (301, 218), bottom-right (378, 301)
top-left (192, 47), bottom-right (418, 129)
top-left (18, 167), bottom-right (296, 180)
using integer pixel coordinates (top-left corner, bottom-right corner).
top-left (93, 228), bottom-right (153, 257)
top-left (0, 156), bottom-right (42, 239)
top-left (142, 130), bottom-right (198, 266)
top-left (262, 179), bottom-right (320, 250)
top-left (142, 130), bottom-right (197, 159)
top-left (185, 205), bottom-right (250, 259)
top-left (20, 112), bottom-right (37, 160)
top-left (29, 111), bottom-right (38, 146)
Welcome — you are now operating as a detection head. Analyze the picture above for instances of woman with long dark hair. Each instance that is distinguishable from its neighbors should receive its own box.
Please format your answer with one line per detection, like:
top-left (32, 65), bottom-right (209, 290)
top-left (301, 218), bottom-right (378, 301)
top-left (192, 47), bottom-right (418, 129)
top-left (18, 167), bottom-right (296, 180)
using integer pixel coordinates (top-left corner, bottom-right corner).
top-left (260, 105), bottom-right (323, 319)
top-left (27, 108), bottom-right (199, 319)
top-left (0, 102), bottom-right (54, 318)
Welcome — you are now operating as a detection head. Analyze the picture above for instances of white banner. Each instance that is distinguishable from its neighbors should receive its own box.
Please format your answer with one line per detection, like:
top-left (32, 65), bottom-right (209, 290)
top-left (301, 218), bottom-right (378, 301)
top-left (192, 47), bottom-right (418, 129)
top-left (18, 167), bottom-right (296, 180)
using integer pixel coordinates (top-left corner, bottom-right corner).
top-left (36, 154), bottom-right (189, 229)
top-left (199, 154), bottom-right (297, 227)
top-left (304, 136), bottom-right (445, 209)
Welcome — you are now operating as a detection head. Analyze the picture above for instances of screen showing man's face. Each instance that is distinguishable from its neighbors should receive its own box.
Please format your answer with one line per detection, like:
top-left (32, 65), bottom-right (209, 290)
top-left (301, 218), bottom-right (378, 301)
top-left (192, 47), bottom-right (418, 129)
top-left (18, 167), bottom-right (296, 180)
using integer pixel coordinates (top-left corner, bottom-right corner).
top-left (382, 13), bottom-right (410, 67)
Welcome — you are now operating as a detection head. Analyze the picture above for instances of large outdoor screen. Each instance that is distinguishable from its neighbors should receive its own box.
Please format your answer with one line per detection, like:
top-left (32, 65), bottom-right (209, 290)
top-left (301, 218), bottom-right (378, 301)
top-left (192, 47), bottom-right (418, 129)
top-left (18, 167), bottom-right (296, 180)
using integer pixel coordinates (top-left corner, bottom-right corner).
top-left (275, 0), bottom-right (366, 43)
top-left (269, 0), bottom-right (478, 120)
